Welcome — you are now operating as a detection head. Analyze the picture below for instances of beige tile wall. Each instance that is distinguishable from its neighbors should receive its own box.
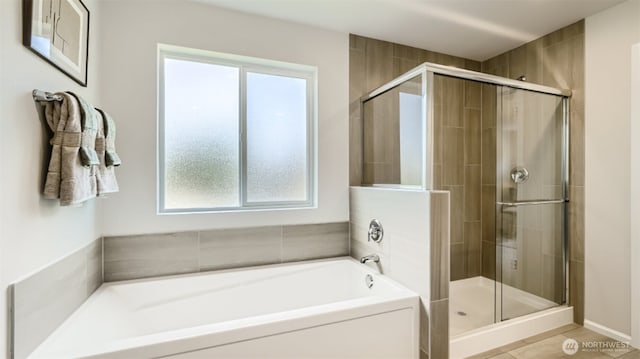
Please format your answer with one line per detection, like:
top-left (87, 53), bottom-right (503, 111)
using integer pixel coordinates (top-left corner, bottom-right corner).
top-left (362, 87), bottom-right (401, 184)
top-left (350, 34), bottom-right (480, 185)
top-left (481, 83), bottom-right (498, 280)
top-left (481, 20), bottom-right (585, 324)
top-left (103, 222), bottom-right (349, 281)
top-left (434, 75), bottom-right (483, 281)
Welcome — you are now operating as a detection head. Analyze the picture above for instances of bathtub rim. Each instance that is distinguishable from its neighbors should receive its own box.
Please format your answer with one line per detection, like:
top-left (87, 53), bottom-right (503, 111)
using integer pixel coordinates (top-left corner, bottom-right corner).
top-left (103, 256), bottom-right (379, 285)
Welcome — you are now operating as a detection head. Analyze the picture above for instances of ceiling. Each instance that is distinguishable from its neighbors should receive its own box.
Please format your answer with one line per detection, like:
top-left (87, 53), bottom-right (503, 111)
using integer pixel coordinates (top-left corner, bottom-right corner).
top-left (195, 0), bottom-right (625, 61)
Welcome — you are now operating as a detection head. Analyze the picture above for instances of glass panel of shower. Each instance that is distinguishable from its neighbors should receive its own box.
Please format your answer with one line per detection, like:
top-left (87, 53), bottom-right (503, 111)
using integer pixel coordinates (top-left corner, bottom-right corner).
top-left (496, 87), bottom-right (567, 321)
top-left (361, 63), bottom-right (569, 338)
top-left (361, 73), bottom-right (427, 188)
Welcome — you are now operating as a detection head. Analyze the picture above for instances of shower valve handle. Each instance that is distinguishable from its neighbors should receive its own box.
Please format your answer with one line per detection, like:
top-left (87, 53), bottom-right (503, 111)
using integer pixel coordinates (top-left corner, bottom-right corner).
top-left (367, 219), bottom-right (384, 243)
top-left (510, 167), bottom-right (530, 184)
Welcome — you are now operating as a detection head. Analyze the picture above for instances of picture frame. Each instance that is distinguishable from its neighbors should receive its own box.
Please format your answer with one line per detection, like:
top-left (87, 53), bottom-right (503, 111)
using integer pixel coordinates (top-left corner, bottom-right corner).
top-left (23, 0), bottom-right (90, 87)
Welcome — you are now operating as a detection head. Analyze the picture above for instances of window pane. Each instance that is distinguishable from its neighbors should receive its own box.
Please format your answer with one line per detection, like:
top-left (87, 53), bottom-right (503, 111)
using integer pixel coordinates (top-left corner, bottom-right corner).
top-left (163, 58), bottom-right (239, 209)
top-left (246, 72), bottom-right (308, 203)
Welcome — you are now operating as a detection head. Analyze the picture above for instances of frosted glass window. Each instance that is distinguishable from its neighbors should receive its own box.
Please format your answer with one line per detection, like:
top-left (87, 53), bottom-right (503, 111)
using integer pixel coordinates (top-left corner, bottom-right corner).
top-left (163, 59), bottom-right (240, 209)
top-left (246, 73), bottom-right (308, 202)
top-left (158, 45), bottom-right (316, 213)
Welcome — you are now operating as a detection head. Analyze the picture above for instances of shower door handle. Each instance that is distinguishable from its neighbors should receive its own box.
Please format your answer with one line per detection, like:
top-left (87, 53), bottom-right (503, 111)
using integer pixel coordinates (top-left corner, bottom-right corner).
top-left (497, 199), bottom-right (567, 207)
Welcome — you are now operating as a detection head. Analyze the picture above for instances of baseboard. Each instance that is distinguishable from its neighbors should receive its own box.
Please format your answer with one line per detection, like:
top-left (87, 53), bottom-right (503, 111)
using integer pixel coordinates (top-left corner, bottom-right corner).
top-left (583, 320), bottom-right (632, 343)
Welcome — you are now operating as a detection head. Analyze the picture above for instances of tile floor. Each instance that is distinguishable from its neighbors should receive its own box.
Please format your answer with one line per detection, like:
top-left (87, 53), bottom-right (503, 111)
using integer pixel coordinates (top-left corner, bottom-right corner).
top-left (469, 324), bottom-right (638, 359)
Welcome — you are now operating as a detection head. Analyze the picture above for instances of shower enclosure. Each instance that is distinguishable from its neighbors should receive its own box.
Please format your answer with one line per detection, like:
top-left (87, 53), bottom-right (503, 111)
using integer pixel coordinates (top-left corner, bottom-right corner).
top-left (361, 63), bottom-right (570, 356)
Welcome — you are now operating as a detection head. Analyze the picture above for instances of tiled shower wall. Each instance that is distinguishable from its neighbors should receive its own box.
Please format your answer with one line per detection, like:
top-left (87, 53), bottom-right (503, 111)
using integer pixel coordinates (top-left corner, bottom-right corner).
top-left (433, 75), bottom-right (483, 281)
top-left (361, 86), bottom-right (401, 184)
top-left (481, 20), bottom-right (585, 324)
top-left (349, 34), bottom-right (481, 186)
top-left (480, 83), bottom-right (498, 280)
top-left (350, 34), bottom-right (481, 281)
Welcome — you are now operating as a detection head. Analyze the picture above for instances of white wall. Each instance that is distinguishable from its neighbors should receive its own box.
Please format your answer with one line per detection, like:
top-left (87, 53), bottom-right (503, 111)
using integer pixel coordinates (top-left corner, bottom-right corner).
top-left (0, 0), bottom-right (102, 356)
top-left (585, 0), bottom-right (640, 338)
top-left (98, 0), bottom-right (349, 236)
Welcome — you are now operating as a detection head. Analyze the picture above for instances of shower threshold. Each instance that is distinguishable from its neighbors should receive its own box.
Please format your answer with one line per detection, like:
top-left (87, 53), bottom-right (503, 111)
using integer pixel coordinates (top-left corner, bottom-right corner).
top-left (449, 276), bottom-right (573, 358)
top-left (450, 276), bottom-right (558, 336)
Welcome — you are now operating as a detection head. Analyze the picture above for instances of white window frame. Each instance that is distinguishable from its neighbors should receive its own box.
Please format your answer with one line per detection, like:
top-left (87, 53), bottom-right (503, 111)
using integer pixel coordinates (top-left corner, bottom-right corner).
top-left (157, 44), bottom-right (317, 214)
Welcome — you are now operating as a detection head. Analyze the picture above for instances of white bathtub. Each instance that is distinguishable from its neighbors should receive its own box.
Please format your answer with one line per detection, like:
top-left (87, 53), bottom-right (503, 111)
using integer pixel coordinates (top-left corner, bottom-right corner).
top-left (30, 257), bottom-right (419, 358)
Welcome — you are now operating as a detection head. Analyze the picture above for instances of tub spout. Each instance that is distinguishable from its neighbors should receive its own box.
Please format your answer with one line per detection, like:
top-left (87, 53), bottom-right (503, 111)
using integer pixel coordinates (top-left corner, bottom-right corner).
top-left (360, 254), bottom-right (380, 264)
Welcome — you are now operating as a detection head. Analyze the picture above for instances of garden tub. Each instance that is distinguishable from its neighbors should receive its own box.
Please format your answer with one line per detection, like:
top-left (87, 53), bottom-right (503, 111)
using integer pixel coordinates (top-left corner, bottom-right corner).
top-left (30, 257), bottom-right (419, 358)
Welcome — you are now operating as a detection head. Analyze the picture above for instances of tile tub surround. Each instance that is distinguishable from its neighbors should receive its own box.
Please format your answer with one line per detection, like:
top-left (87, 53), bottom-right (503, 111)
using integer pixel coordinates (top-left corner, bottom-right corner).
top-left (103, 222), bottom-right (349, 281)
top-left (349, 187), bottom-right (450, 358)
top-left (9, 237), bottom-right (103, 359)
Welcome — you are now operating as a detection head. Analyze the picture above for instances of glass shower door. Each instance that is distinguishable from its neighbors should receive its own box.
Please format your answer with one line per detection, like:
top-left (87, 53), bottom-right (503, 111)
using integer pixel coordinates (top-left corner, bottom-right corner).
top-left (496, 87), bottom-right (567, 321)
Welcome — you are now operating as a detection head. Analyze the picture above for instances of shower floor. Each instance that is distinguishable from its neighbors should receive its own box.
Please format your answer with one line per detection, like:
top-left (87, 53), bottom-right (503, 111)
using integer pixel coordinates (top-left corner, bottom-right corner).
top-left (450, 276), bottom-right (559, 337)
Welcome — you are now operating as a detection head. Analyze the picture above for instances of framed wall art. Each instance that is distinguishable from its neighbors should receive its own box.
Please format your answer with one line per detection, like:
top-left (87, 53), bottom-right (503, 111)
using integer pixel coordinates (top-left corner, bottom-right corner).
top-left (23, 0), bottom-right (90, 86)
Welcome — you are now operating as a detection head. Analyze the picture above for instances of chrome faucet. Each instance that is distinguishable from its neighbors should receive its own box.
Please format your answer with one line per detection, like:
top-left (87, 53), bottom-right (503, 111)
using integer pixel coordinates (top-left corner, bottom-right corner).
top-left (360, 254), bottom-right (380, 264)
